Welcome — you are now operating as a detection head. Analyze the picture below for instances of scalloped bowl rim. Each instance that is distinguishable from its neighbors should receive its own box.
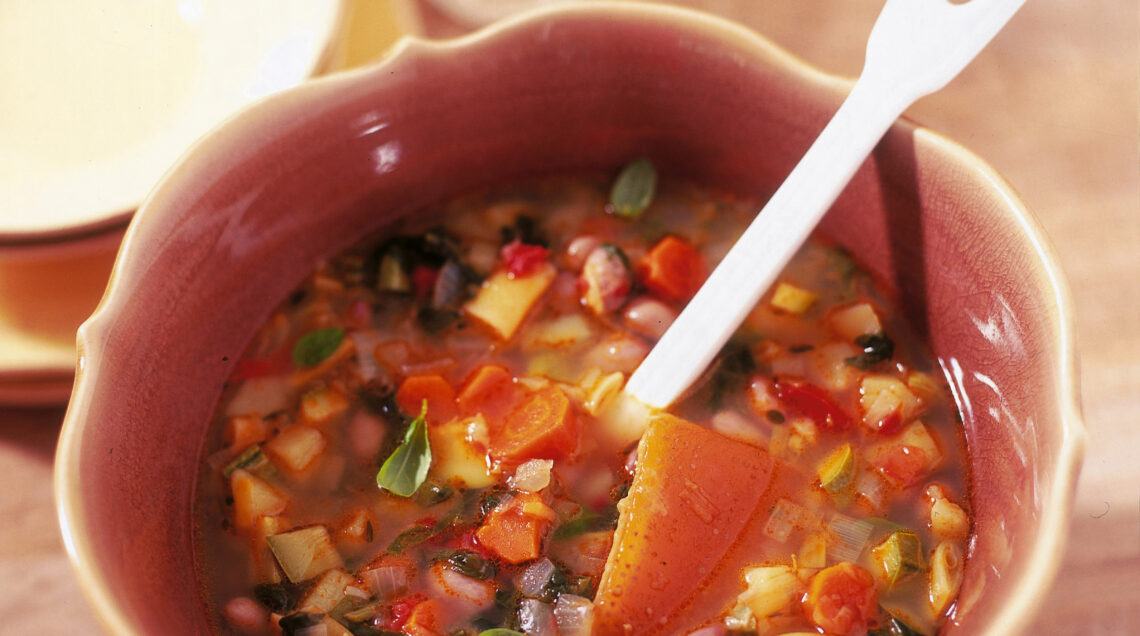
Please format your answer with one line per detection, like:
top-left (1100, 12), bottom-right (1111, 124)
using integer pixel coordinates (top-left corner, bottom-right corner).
top-left (54, 3), bottom-right (1086, 635)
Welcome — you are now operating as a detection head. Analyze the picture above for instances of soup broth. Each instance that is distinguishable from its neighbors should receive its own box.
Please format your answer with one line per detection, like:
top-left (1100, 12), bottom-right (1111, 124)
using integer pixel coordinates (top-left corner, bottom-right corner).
top-left (196, 167), bottom-right (970, 636)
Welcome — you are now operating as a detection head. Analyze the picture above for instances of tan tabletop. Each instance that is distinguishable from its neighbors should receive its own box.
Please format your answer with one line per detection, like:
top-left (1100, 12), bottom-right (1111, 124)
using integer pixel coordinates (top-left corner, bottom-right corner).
top-left (2, 0), bottom-right (1136, 633)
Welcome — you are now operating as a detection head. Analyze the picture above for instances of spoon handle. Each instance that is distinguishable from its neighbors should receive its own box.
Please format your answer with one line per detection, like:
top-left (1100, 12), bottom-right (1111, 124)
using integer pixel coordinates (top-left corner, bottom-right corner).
top-left (625, 0), bottom-right (1027, 409)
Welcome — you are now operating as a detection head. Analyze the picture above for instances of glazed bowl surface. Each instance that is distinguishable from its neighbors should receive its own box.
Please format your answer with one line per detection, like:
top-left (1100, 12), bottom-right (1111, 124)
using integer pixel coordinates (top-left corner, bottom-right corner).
top-left (55, 4), bottom-right (1084, 635)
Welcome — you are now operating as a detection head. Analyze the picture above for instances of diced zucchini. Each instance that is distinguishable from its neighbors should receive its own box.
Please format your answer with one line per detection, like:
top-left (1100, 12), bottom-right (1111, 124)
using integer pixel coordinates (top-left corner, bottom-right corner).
top-left (522, 314), bottom-right (594, 351)
top-left (427, 415), bottom-right (496, 489)
top-left (299, 568), bottom-right (356, 613)
top-left (818, 444), bottom-right (856, 493)
top-left (264, 425), bottom-right (327, 473)
top-left (230, 469), bottom-right (287, 531)
top-left (870, 530), bottom-right (925, 588)
top-left (770, 282), bottom-right (817, 314)
top-left (266, 526), bottom-right (344, 583)
top-left (463, 262), bottom-right (556, 340)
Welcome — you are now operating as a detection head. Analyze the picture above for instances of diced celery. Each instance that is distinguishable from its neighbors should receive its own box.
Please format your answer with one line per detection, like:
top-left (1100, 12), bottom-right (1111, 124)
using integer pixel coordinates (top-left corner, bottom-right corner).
top-left (266, 526), bottom-right (344, 583)
top-left (222, 444), bottom-right (273, 479)
top-left (929, 541), bottom-right (963, 615)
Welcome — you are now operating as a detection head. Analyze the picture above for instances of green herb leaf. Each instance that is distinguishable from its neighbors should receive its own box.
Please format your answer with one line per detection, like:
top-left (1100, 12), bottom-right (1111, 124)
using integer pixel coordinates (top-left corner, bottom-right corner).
top-left (292, 327), bottom-right (345, 367)
top-left (553, 509), bottom-right (600, 540)
top-left (478, 630), bottom-right (525, 636)
top-left (608, 157), bottom-right (658, 219)
top-left (377, 401), bottom-right (432, 497)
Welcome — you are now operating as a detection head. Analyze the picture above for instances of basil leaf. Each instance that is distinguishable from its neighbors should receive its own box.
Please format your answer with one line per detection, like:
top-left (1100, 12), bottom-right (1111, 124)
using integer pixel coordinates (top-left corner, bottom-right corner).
top-left (376, 401), bottom-right (432, 497)
top-left (608, 157), bottom-right (657, 219)
top-left (292, 327), bottom-right (345, 367)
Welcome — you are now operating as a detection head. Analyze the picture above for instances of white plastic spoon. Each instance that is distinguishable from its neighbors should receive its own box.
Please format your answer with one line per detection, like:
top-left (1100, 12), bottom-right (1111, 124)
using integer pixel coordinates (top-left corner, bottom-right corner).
top-left (625, 0), bottom-right (1027, 410)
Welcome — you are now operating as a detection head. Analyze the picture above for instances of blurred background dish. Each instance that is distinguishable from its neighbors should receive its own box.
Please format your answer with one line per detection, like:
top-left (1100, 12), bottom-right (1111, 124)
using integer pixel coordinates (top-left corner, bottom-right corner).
top-left (0, 0), bottom-right (346, 242)
top-left (0, 0), bottom-right (420, 405)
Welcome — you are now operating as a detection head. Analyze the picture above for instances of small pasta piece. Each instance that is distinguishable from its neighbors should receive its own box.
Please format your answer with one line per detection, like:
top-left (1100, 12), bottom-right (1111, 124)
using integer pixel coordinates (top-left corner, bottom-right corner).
top-left (930, 498), bottom-right (970, 541)
top-left (929, 541), bottom-right (964, 615)
top-left (737, 565), bottom-right (803, 623)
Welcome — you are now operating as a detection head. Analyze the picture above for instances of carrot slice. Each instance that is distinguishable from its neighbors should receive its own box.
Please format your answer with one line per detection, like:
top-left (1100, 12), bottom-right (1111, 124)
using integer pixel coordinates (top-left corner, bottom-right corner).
top-left (474, 491), bottom-right (556, 564)
top-left (490, 386), bottom-right (578, 463)
top-left (803, 562), bottom-right (878, 635)
top-left (456, 364), bottom-right (520, 423)
top-left (593, 414), bottom-right (788, 634)
top-left (638, 235), bottom-right (706, 302)
top-left (395, 374), bottom-right (457, 425)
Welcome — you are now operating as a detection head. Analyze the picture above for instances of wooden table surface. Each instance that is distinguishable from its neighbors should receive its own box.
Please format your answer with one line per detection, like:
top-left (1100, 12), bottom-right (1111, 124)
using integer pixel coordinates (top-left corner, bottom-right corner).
top-left (2, 0), bottom-right (1136, 633)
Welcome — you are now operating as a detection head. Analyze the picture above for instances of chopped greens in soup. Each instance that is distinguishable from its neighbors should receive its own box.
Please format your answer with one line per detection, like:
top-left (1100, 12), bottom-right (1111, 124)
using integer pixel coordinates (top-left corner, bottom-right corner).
top-left (196, 163), bottom-right (971, 636)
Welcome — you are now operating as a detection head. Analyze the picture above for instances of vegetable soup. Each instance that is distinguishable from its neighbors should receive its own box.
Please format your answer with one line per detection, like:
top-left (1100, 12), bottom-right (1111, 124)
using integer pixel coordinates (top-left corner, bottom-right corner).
top-left (196, 162), bottom-right (971, 636)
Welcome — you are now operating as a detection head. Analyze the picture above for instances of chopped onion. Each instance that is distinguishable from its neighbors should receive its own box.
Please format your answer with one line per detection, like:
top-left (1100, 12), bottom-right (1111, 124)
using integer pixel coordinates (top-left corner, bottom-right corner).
top-left (516, 558), bottom-right (557, 597)
top-left (554, 593), bottom-right (595, 636)
top-left (511, 459), bottom-right (554, 492)
top-left (763, 498), bottom-right (810, 543)
top-left (518, 598), bottom-right (558, 636)
top-left (348, 330), bottom-right (382, 382)
top-left (360, 565), bottom-right (408, 600)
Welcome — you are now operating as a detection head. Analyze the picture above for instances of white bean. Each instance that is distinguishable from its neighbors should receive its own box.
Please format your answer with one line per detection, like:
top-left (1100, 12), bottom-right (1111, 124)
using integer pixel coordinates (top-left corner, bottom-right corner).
top-left (622, 296), bottom-right (678, 341)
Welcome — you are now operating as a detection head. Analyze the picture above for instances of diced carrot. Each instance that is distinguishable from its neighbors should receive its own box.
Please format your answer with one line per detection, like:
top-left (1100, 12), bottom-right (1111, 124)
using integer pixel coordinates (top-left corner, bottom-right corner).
top-left (637, 235), bottom-right (706, 302)
top-left (402, 598), bottom-right (444, 636)
top-left (456, 364), bottom-right (520, 422)
top-left (489, 386), bottom-right (578, 463)
top-left (224, 415), bottom-right (269, 450)
top-left (230, 469), bottom-right (287, 531)
top-left (874, 444), bottom-right (929, 487)
top-left (593, 415), bottom-right (783, 634)
top-left (474, 491), bottom-right (555, 564)
top-left (803, 562), bottom-right (878, 636)
top-left (395, 374), bottom-right (457, 424)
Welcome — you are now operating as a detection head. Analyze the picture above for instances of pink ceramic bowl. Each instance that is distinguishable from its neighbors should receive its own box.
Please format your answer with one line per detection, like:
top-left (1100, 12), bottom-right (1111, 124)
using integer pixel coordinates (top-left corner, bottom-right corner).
top-left (55, 4), bottom-right (1084, 634)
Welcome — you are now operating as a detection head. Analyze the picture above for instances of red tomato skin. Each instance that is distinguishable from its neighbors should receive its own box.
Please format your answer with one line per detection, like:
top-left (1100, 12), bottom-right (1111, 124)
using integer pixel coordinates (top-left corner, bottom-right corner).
top-left (775, 380), bottom-right (852, 431)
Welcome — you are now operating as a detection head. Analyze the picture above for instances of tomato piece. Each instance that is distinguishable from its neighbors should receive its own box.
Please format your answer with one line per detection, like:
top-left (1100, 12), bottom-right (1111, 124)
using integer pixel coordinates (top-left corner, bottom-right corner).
top-left (411, 265), bottom-right (438, 299)
top-left (395, 374), bottom-right (457, 425)
top-left (803, 563), bottom-right (878, 636)
top-left (775, 380), bottom-right (851, 431)
top-left (501, 239), bottom-right (550, 277)
top-left (875, 444), bottom-right (929, 486)
top-left (490, 386), bottom-right (578, 462)
top-left (456, 364), bottom-right (521, 423)
top-left (638, 235), bottom-right (706, 302)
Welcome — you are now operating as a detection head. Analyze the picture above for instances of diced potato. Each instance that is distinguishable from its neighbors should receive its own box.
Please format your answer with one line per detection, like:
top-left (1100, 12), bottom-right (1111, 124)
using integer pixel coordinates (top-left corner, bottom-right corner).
top-left (224, 415), bottom-right (269, 450)
top-left (522, 314), bottom-right (594, 350)
top-left (225, 376), bottom-right (293, 418)
top-left (929, 541), bottom-right (963, 615)
top-left (266, 526), bottom-right (344, 583)
top-left (770, 282), bottom-right (817, 314)
top-left (264, 425), bottom-right (327, 473)
top-left (299, 568), bottom-right (355, 613)
top-left (930, 498), bottom-right (970, 541)
top-left (463, 263), bottom-right (557, 340)
top-left (428, 415), bottom-right (496, 488)
top-left (859, 375), bottom-right (922, 432)
top-left (736, 565), bottom-right (803, 623)
top-left (799, 532), bottom-right (828, 569)
top-left (810, 341), bottom-right (860, 391)
top-left (230, 469), bottom-right (287, 531)
top-left (899, 421), bottom-right (943, 469)
top-left (829, 302), bottom-right (883, 340)
top-left (299, 385), bottom-right (349, 425)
